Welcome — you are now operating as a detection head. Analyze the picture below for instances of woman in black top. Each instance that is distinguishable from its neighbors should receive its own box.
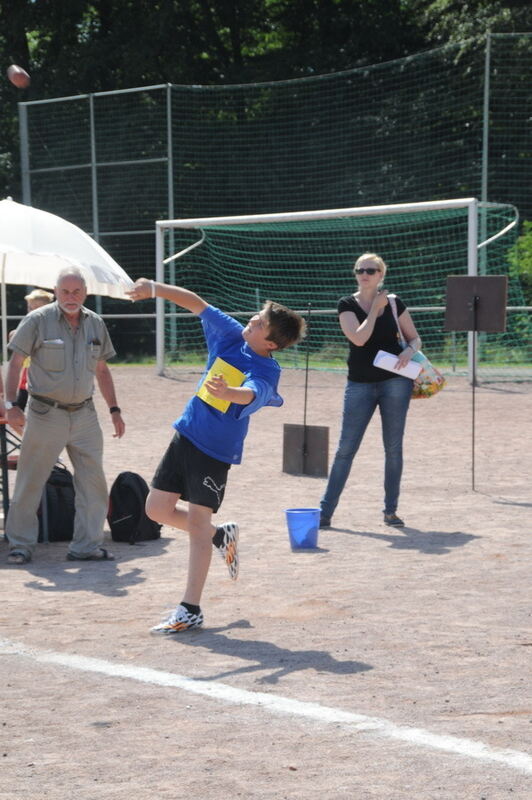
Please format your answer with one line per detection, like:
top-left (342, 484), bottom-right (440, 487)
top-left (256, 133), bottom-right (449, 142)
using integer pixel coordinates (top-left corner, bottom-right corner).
top-left (320, 253), bottom-right (421, 528)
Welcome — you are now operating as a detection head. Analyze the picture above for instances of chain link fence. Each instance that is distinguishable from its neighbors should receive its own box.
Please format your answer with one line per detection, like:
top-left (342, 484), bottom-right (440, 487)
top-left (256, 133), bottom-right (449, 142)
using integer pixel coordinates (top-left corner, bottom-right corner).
top-left (17, 34), bottom-right (532, 377)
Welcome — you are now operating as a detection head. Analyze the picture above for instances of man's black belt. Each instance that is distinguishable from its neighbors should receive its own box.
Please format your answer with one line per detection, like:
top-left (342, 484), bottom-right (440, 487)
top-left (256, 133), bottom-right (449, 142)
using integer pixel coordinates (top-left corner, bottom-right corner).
top-left (30, 393), bottom-right (92, 412)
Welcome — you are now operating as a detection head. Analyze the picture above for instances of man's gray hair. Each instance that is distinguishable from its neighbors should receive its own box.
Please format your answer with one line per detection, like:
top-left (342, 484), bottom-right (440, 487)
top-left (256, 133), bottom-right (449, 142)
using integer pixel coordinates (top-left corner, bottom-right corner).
top-left (55, 266), bottom-right (87, 288)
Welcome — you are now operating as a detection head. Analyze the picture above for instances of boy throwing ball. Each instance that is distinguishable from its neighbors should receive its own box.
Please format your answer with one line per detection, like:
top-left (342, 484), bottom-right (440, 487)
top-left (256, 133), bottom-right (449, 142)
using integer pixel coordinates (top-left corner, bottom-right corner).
top-left (127, 278), bottom-right (306, 633)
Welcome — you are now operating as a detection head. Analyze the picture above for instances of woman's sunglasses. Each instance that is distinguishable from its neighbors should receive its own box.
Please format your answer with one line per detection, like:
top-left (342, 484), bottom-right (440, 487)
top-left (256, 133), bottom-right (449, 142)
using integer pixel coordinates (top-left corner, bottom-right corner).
top-left (355, 267), bottom-right (381, 275)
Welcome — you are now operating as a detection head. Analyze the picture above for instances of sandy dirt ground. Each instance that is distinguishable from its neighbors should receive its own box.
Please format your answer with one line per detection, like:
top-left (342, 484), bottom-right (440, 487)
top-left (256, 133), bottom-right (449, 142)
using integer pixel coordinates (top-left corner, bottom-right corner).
top-left (0, 366), bottom-right (531, 800)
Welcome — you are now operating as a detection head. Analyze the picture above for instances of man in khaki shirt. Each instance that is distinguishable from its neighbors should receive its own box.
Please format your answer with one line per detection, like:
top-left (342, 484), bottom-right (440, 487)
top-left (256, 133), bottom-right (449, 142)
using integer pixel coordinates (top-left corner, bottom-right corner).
top-left (3, 267), bottom-right (125, 564)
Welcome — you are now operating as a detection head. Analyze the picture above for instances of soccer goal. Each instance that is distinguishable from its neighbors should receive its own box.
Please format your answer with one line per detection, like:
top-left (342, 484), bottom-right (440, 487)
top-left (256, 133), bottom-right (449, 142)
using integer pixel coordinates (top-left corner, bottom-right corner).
top-left (155, 198), bottom-right (527, 382)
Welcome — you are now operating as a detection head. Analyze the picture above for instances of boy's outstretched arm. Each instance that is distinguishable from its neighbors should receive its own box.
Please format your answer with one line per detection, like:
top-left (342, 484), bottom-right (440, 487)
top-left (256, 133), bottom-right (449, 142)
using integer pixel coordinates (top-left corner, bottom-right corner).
top-left (127, 278), bottom-right (208, 315)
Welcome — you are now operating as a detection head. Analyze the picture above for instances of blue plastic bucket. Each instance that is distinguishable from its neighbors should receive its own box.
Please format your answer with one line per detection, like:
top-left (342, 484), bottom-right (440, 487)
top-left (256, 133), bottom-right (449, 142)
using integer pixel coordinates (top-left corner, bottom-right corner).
top-left (284, 507), bottom-right (320, 550)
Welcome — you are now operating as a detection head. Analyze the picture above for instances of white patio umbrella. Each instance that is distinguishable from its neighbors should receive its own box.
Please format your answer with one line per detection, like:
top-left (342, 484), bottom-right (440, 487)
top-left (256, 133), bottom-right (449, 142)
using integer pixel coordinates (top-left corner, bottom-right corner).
top-left (0, 197), bottom-right (135, 363)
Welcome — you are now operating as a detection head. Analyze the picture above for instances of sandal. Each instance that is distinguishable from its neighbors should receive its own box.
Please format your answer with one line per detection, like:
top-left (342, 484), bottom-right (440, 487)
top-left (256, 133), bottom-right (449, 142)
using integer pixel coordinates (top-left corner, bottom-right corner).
top-left (7, 550), bottom-right (31, 565)
top-left (67, 547), bottom-right (115, 561)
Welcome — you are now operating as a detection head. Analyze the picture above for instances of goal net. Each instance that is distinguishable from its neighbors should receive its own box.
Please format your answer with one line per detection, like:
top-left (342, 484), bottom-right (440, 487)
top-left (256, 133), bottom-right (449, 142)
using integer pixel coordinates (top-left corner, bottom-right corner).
top-left (155, 199), bottom-right (528, 382)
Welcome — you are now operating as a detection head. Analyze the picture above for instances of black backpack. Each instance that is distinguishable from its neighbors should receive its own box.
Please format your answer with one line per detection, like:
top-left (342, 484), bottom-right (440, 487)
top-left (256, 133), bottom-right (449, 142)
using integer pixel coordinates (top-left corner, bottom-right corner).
top-left (38, 463), bottom-right (75, 542)
top-left (107, 471), bottom-right (162, 544)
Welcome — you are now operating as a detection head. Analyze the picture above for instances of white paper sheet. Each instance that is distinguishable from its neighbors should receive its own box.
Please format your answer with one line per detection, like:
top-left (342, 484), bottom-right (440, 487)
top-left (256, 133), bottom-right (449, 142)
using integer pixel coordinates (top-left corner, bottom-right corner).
top-left (373, 350), bottom-right (422, 379)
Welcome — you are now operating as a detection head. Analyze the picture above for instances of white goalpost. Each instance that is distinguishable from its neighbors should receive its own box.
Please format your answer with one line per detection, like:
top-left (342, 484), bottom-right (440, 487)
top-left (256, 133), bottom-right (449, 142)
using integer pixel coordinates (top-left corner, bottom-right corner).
top-left (154, 198), bottom-right (521, 381)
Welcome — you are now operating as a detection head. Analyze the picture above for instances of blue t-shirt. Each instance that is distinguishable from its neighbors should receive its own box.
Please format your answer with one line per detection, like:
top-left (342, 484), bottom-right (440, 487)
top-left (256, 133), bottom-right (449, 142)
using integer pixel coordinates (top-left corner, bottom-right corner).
top-left (174, 305), bottom-right (283, 464)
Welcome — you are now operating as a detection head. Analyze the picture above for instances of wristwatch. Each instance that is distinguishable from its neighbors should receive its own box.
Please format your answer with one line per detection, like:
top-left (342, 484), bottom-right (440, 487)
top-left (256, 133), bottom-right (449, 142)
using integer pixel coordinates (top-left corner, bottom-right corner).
top-left (4, 401), bottom-right (20, 410)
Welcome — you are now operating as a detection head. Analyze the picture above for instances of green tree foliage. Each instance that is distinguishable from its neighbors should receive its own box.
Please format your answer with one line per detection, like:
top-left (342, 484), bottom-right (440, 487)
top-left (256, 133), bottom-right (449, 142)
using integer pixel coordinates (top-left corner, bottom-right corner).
top-left (0, 1), bottom-right (530, 199)
top-left (0, 0), bottom-right (415, 197)
top-left (0, 0), bottom-right (424, 100)
top-left (509, 220), bottom-right (532, 304)
top-left (416, 0), bottom-right (532, 49)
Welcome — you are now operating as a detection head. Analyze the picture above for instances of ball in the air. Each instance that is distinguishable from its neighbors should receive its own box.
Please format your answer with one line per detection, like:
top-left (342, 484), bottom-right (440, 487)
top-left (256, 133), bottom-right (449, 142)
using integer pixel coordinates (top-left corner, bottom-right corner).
top-left (7, 64), bottom-right (30, 89)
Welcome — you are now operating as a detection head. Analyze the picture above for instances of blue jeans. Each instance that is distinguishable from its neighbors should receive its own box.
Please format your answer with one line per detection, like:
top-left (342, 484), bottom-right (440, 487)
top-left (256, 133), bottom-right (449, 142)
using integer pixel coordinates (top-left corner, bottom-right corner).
top-left (320, 377), bottom-right (412, 519)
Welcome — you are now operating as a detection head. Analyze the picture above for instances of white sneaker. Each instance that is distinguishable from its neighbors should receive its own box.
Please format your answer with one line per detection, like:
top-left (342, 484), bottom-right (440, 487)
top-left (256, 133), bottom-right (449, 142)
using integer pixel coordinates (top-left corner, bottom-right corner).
top-left (150, 604), bottom-right (204, 634)
top-left (215, 521), bottom-right (239, 580)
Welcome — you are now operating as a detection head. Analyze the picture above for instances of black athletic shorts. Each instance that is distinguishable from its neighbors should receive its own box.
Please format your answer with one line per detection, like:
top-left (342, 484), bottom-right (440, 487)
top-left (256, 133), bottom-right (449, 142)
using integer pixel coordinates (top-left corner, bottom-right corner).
top-left (151, 432), bottom-right (230, 513)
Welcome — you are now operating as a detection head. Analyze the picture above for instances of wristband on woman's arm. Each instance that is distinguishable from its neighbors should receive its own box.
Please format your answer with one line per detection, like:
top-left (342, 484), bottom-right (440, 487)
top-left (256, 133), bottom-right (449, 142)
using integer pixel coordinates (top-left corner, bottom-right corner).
top-left (408, 339), bottom-right (420, 352)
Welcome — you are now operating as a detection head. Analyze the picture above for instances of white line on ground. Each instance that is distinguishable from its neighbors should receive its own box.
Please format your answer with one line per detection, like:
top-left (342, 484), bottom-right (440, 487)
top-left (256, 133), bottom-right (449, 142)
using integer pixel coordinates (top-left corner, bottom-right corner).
top-left (2, 637), bottom-right (531, 775)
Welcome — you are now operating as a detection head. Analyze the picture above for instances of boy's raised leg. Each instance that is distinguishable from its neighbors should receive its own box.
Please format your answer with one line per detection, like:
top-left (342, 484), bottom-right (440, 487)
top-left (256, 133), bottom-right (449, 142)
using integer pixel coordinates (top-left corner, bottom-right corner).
top-left (145, 487), bottom-right (189, 530)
